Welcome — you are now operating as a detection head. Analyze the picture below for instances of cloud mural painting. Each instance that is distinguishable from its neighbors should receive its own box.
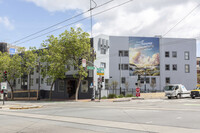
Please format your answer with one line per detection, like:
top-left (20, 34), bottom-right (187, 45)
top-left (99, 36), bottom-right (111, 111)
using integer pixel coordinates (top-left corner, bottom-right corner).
top-left (129, 37), bottom-right (160, 76)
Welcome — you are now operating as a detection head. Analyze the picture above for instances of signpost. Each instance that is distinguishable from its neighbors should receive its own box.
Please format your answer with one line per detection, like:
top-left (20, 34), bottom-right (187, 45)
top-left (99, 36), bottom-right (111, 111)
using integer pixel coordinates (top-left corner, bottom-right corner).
top-left (1, 82), bottom-right (7, 105)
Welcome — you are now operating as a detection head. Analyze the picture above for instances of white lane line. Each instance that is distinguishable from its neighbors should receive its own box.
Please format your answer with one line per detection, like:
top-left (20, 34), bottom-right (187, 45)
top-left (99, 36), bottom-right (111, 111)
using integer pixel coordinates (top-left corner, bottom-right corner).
top-left (0, 111), bottom-right (199, 133)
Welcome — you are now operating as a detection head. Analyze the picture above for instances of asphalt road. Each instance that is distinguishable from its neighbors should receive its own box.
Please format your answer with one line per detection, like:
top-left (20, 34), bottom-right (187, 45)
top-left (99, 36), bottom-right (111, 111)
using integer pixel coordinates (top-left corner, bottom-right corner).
top-left (0, 98), bottom-right (200, 133)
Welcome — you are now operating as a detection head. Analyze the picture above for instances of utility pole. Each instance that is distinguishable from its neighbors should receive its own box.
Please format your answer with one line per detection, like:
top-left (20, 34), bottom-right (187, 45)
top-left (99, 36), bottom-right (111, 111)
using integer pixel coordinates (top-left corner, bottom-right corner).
top-left (120, 52), bottom-right (122, 95)
top-left (90, 0), bottom-right (93, 38)
top-left (37, 61), bottom-right (41, 100)
top-left (144, 67), bottom-right (146, 93)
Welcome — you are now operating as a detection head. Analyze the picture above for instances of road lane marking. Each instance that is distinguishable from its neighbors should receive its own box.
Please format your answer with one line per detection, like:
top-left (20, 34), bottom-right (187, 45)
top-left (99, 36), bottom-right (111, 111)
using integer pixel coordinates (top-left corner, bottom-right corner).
top-left (0, 111), bottom-right (199, 133)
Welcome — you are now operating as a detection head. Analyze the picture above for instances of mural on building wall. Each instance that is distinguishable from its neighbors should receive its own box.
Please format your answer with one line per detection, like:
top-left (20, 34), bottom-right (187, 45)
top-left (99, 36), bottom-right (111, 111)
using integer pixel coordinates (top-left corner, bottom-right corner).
top-left (129, 37), bottom-right (160, 76)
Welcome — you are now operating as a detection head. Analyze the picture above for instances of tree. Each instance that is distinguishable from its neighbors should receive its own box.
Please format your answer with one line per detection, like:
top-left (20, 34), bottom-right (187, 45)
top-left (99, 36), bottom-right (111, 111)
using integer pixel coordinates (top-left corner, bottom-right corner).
top-left (19, 47), bottom-right (38, 99)
top-left (111, 81), bottom-right (118, 95)
top-left (40, 35), bottom-right (70, 100)
top-left (58, 28), bottom-right (91, 101)
top-left (6, 54), bottom-right (23, 100)
top-left (0, 52), bottom-right (22, 100)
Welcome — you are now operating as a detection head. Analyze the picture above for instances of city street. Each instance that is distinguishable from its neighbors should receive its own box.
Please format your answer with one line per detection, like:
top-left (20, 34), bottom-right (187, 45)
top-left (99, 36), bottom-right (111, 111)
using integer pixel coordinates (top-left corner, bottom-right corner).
top-left (0, 98), bottom-right (200, 133)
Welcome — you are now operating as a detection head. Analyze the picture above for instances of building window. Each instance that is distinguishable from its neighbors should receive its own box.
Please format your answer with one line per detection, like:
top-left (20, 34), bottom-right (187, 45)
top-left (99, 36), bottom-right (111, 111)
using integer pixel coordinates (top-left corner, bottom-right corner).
top-left (36, 78), bottom-right (39, 84)
top-left (172, 51), bottom-right (177, 58)
top-left (166, 77), bottom-right (170, 84)
top-left (165, 51), bottom-right (169, 57)
top-left (18, 79), bottom-right (20, 84)
top-left (165, 64), bottom-right (170, 71)
top-left (30, 78), bottom-right (33, 86)
top-left (146, 78), bottom-right (150, 84)
top-left (119, 50), bottom-right (129, 57)
top-left (121, 77), bottom-right (126, 84)
top-left (41, 78), bottom-right (44, 84)
top-left (119, 64), bottom-right (129, 70)
top-left (101, 48), bottom-right (106, 54)
top-left (172, 64), bottom-right (177, 71)
top-left (58, 79), bottom-right (65, 92)
top-left (124, 64), bottom-right (129, 70)
top-left (119, 51), bottom-right (123, 56)
top-left (185, 51), bottom-right (189, 60)
top-left (151, 78), bottom-right (156, 84)
top-left (124, 51), bottom-right (129, 57)
top-left (119, 64), bottom-right (123, 70)
top-left (185, 64), bottom-right (190, 73)
top-left (100, 62), bottom-right (106, 68)
top-left (140, 78), bottom-right (144, 84)
top-left (47, 78), bottom-right (52, 86)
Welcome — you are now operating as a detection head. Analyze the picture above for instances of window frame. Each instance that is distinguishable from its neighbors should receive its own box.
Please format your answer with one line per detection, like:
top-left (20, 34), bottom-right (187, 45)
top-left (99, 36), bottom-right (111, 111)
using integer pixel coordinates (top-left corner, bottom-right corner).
top-left (184, 51), bottom-right (189, 60)
top-left (185, 64), bottom-right (190, 73)
top-left (165, 64), bottom-right (170, 71)
top-left (165, 51), bottom-right (170, 58)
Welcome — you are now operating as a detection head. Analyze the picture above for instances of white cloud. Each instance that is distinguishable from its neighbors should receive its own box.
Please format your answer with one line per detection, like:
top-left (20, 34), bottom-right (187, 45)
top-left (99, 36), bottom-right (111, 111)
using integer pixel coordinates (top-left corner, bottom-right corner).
top-left (0, 16), bottom-right (14, 30)
top-left (24, 0), bottom-right (200, 38)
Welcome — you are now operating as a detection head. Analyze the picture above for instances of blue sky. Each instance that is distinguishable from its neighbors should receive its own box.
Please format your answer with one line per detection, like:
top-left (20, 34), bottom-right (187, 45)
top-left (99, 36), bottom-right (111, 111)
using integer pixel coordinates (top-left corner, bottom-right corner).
top-left (0, 0), bottom-right (199, 56)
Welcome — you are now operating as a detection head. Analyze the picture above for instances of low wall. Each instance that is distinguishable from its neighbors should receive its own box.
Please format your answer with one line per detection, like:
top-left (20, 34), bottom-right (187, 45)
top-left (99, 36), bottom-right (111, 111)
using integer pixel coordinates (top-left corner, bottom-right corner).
top-left (140, 92), bottom-right (165, 99)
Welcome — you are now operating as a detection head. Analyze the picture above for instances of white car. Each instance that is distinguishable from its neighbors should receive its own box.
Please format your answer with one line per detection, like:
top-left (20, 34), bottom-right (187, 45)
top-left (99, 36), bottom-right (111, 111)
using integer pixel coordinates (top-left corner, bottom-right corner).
top-left (164, 84), bottom-right (190, 99)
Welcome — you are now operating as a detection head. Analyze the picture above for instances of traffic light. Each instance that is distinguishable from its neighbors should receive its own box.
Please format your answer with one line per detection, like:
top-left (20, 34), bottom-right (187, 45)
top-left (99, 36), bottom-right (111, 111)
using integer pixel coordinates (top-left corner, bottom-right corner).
top-left (78, 58), bottom-right (82, 66)
top-left (4, 71), bottom-right (7, 80)
top-left (102, 76), bottom-right (104, 82)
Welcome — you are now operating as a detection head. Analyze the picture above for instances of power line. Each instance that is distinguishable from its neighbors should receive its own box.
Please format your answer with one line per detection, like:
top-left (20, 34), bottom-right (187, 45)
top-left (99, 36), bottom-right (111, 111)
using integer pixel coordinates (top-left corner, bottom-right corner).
top-left (14, 0), bottom-right (134, 46)
top-left (163, 3), bottom-right (200, 37)
top-left (11, 0), bottom-right (114, 44)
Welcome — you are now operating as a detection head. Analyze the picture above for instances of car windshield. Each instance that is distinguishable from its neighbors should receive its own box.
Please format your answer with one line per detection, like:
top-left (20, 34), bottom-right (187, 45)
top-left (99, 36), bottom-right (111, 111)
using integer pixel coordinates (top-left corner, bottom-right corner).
top-left (164, 86), bottom-right (177, 91)
top-left (196, 87), bottom-right (200, 90)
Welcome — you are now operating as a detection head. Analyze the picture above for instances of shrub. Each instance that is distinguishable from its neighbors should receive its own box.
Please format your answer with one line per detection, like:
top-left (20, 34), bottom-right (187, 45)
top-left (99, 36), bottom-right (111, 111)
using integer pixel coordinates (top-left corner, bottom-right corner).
top-left (108, 94), bottom-right (117, 98)
top-left (117, 94), bottom-right (124, 98)
top-left (101, 96), bottom-right (107, 99)
top-left (126, 94), bottom-right (134, 97)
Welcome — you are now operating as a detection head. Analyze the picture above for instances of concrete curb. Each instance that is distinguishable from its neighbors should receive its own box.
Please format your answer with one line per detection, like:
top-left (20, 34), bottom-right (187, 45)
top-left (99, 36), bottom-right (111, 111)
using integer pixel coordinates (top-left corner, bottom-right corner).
top-left (9, 105), bottom-right (42, 110)
top-left (0, 105), bottom-right (43, 110)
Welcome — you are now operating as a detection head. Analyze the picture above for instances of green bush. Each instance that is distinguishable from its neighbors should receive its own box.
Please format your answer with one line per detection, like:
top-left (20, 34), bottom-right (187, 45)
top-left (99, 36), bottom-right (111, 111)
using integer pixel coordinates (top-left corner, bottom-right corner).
top-left (117, 94), bottom-right (124, 98)
top-left (108, 94), bottom-right (117, 98)
top-left (126, 94), bottom-right (134, 97)
top-left (101, 96), bottom-right (107, 99)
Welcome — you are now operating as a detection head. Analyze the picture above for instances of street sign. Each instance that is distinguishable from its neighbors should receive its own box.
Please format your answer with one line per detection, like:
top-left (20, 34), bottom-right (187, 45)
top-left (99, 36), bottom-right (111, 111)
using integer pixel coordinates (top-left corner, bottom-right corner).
top-left (97, 68), bottom-right (104, 75)
top-left (87, 66), bottom-right (95, 70)
top-left (136, 87), bottom-right (140, 97)
top-left (82, 59), bottom-right (86, 67)
top-left (1, 82), bottom-right (7, 90)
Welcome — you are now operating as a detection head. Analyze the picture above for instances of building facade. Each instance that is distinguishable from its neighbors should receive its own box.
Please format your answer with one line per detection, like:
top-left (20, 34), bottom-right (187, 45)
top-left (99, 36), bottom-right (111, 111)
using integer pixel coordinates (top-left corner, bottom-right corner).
top-left (93, 35), bottom-right (197, 96)
top-left (6, 35), bottom-right (197, 99)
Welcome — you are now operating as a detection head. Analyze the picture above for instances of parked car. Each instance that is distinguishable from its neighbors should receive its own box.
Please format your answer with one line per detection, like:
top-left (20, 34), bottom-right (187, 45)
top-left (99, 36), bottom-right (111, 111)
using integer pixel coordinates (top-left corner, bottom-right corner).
top-left (164, 84), bottom-right (190, 99)
top-left (191, 85), bottom-right (200, 99)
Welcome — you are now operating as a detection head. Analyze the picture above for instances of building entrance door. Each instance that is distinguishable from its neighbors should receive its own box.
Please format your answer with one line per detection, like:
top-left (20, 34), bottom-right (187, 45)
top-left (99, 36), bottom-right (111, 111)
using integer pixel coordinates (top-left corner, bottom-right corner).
top-left (67, 80), bottom-right (77, 99)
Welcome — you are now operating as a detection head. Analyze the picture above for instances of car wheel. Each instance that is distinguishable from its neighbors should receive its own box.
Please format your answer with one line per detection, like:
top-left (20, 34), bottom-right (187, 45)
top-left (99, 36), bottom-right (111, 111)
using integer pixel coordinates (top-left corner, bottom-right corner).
top-left (168, 97), bottom-right (171, 99)
top-left (178, 94), bottom-right (181, 99)
top-left (192, 97), bottom-right (195, 99)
